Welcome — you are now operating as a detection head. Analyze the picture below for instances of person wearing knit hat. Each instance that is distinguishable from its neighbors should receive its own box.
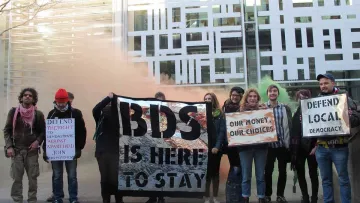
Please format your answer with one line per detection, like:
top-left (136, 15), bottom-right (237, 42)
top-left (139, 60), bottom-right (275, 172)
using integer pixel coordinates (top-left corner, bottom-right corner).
top-left (43, 88), bottom-right (87, 203)
top-left (46, 91), bottom-right (76, 202)
top-left (222, 86), bottom-right (244, 203)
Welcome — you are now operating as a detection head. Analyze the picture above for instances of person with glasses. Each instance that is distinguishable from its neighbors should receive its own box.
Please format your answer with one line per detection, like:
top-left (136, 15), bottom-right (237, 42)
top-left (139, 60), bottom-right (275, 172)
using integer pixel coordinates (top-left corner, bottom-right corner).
top-left (222, 86), bottom-right (245, 203)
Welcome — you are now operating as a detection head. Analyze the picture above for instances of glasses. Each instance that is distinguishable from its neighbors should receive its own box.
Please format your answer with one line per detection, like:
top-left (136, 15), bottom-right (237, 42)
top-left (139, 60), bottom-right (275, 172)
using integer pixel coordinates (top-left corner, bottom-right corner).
top-left (23, 94), bottom-right (33, 98)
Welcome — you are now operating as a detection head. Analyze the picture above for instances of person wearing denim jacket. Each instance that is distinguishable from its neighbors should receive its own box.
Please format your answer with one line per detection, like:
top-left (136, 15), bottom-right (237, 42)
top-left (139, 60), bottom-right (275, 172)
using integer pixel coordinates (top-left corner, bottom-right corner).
top-left (203, 93), bottom-right (226, 203)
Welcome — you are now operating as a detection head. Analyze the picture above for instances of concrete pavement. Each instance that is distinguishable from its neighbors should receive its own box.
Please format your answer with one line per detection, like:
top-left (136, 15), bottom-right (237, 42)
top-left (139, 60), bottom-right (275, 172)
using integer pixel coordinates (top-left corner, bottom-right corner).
top-left (0, 153), bottom-right (322, 203)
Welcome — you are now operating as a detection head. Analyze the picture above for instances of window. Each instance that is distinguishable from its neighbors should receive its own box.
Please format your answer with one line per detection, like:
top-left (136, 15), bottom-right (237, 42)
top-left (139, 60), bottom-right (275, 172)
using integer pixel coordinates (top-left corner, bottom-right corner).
top-left (186, 13), bottom-right (208, 28)
top-left (134, 10), bottom-right (148, 31)
top-left (172, 8), bottom-right (180, 22)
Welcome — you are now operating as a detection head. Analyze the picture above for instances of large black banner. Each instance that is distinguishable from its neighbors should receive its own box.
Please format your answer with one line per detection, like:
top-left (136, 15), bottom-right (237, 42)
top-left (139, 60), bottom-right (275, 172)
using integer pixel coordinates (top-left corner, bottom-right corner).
top-left (112, 95), bottom-right (212, 198)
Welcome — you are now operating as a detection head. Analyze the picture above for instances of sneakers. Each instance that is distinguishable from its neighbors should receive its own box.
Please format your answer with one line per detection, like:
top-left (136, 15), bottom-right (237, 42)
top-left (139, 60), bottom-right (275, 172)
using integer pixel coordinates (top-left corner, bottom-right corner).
top-left (259, 198), bottom-right (266, 203)
top-left (70, 201), bottom-right (80, 203)
top-left (213, 198), bottom-right (220, 203)
top-left (265, 196), bottom-right (271, 203)
top-left (204, 198), bottom-right (210, 203)
top-left (276, 196), bottom-right (288, 203)
top-left (46, 194), bottom-right (54, 202)
top-left (243, 197), bottom-right (250, 203)
top-left (157, 199), bottom-right (165, 203)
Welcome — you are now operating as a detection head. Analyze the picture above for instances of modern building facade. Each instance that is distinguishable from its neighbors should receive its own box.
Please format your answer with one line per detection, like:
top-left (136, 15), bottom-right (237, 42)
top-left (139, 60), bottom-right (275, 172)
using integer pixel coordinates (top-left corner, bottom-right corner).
top-left (123, 0), bottom-right (360, 96)
top-left (1, 0), bottom-right (360, 109)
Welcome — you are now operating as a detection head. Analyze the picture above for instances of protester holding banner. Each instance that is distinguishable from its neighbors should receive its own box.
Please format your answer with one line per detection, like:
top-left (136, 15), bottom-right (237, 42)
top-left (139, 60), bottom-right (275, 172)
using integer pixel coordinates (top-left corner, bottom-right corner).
top-left (222, 86), bottom-right (244, 203)
top-left (43, 88), bottom-right (87, 203)
top-left (203, 93), bottom-right (226, 203)
top-left (290, 89), bottom-right (319, 203)
top-left (144, 91), bottom-right (166, 203)
top-left (93, 92), bottom-right (124, 203)
top-left (238, 88), bottom-right (268, 203)
top-left (314, 73), bottom-right (360, 203)
top-left (154, 91), bottom-right (166, 101)
top-left (3, 88), bottom-right (45, 203)
top-left (264, 85), bottom-right (292, 203)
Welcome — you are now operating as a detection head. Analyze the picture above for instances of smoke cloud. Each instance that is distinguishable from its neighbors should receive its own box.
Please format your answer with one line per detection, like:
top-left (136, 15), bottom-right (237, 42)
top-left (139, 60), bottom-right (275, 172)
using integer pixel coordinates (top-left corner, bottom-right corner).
top-left (4, 35), bottom-right (297, 184)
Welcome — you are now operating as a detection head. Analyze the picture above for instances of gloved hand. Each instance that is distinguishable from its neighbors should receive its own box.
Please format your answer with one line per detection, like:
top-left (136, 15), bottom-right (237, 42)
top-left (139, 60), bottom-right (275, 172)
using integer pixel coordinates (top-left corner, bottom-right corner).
top-left (74, 149), bottom-right (81, 160)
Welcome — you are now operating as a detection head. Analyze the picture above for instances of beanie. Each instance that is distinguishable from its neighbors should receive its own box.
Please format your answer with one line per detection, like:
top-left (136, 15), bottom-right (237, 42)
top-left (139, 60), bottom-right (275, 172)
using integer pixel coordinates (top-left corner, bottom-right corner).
top-left (55, 88), bottom-right (69, 103)
top-left (230, 86), bottom-right (245, 96)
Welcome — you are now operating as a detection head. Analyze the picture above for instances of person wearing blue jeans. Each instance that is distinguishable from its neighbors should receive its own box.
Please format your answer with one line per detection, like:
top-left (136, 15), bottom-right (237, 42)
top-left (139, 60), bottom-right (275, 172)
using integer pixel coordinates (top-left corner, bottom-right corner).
top-left (46, 92), bottom-right (74, 202)
top-left (240, 148), bottom-right (268, 202)
top-left (315, 146), bottom-right (350, 203)
top-left (238, 88), bottom-right (268, 203)
top-left (314, 73), bottom-right (360, 203)
top-left (43, 89), bottom-right (87, 203)
top-left (52, 161), bottom-right (78, 202)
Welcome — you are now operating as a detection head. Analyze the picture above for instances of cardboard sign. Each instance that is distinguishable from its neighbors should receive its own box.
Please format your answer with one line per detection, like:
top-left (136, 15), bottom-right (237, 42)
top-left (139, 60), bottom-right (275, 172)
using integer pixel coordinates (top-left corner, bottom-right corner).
top-left (301, 93), bottom-right (350, 137)
top-left (226, 108), bottom-right (278, 146)
top-left (46, 118), bottom-right (75, 161)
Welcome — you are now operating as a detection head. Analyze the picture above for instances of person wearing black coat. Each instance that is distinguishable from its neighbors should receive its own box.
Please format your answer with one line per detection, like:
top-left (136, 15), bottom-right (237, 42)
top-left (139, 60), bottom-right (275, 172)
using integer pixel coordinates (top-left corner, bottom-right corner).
top-left (222, 86), bottom-right (244, 203)
top-left (290, 89), bottom-right (319, 203)
top-left (43, 88), bottom-right (87, 203)
top-left (203, 93), bottom-right (226, 203)
top-left (93, 92), bottom-right (123, 203)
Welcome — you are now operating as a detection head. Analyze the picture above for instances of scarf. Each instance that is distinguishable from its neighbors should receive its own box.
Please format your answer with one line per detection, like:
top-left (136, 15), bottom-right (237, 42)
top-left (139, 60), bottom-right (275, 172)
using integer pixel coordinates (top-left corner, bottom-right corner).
top-left (54, 103), bottom-right (69, 112)
top-left (12, 104), bottom-right (36, 135)
top-left (241, 103), bottom-right (260, 111)
top-left (212, 108), bottom-right (221, 118)
top-left (223, 99), bottom-right (240, 113)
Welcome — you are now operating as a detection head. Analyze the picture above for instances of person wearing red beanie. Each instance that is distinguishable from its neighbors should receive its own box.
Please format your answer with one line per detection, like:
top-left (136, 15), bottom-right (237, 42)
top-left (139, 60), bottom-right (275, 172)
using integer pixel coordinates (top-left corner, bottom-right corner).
top-left (46, 91), bottom-right (75, 202)
top-left (43, 88), bottom-right (87, 203)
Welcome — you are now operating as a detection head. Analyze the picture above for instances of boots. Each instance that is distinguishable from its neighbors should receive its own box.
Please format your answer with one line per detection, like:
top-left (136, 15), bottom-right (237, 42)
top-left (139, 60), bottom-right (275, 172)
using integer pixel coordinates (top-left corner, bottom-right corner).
top-left (102, 195), bottom-right (111, 203)
top-left (115, 194), bottom-right (124, 203)
top-left (310, 196), bottom-right (318, 203)
top-left (301, 196), bottom-right (310, 203)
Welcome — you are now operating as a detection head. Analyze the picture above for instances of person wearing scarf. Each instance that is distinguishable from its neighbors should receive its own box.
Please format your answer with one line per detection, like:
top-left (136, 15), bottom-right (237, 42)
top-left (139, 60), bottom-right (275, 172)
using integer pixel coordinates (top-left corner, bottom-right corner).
top-left (290, 89), bottom-right (319, 203)
top-left (238, 88), bottom-right (267, 203)
top-left (314, 74), bottom-right (360, 203)
top-left (203, 93), bottom-right (226, 203)
top-left (3, 88), bottom-right (45, 203)
top-left (43, 88), bottom-right (87, 203)
top-left (222, 86), bottom-right (244, 203)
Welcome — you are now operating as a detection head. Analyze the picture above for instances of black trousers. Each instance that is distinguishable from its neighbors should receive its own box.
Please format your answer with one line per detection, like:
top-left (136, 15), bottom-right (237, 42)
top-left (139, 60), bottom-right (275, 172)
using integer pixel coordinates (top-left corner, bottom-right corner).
top-left (295, 147), bottom-right (319, 199)
top-left (96, 152), bottom-right (122, 201)
top-left (265, 147), bottom-right (288, 197)
top-left (227, 147), bottom-right (240, 167)
top-left (205, 152), bottom-right (222, 197)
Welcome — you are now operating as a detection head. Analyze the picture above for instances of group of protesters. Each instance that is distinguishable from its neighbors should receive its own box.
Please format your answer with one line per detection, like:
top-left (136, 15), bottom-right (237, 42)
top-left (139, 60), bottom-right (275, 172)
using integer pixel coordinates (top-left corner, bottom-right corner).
top-left (3, 72), bottom-right (359, 203)
top-left (202, 73), bottom-right (359, 203)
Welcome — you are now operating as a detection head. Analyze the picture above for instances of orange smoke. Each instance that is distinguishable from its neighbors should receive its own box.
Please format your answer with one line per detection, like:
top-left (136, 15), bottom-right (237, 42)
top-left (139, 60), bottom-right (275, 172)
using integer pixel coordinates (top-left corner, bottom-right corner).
top-left (16, 36), bottom-right (232, 179)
